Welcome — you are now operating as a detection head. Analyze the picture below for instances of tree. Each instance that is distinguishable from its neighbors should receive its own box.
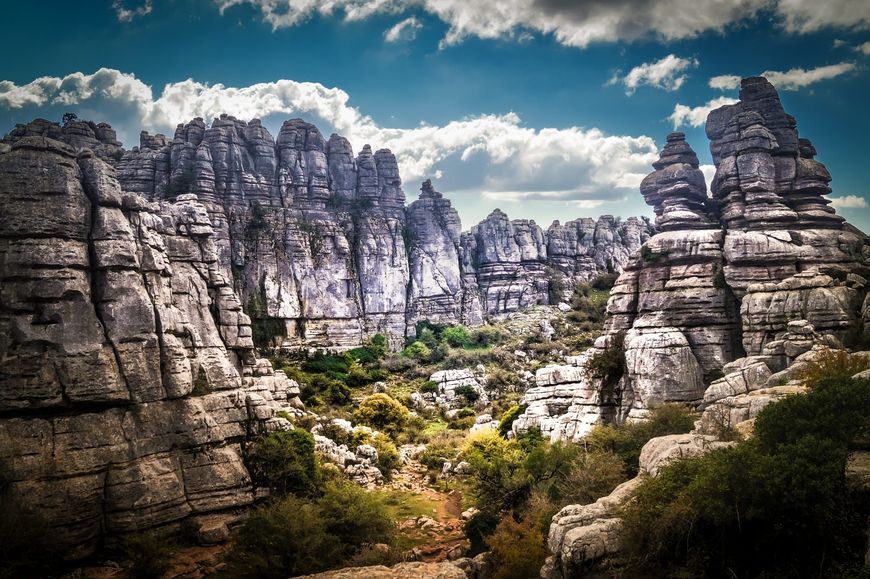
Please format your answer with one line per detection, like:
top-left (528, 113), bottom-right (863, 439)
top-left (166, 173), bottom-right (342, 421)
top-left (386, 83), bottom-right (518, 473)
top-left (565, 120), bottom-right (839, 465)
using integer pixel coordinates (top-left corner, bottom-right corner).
top-left (61, 112), bottom-right (78, 126)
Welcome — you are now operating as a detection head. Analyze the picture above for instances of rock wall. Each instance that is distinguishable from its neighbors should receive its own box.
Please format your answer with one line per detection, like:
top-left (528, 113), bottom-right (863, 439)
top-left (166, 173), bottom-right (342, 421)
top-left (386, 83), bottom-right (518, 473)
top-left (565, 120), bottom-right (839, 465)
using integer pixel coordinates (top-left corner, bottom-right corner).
top-left (515, 77), bottom-right (869, 441)
top-left (0, 135), bottom-right (303, 558)
top-left (3, 116), bottom-right (648, 349)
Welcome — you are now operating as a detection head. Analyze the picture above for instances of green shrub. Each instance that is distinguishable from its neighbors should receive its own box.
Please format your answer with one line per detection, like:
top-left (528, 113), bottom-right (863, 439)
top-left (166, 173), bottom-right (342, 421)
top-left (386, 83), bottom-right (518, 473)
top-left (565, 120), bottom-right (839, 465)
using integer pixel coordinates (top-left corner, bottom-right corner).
top-left (546, 267), bottom-right (567, 304)
top-left (454, 384), bottom-right (480, 404)
top-left (497, 404), bottom-right (527, 437)
top-left (621, 376), bottom-right (870, 577)
top-left (442, 325), bottom-right (474, 348)
top-left (420, 380), bottom-right (439, 394)
top-left (471, 325), bottom-right (508, 348)
top-left (354, 394), bottom-right (412, 437)
top-left (486, 513), bottom-right (550, 579)
top-left (639, 245), bottom-right (666, 263)
top-left (121, 532), bottom-right (173, 579)
top-left (368, 433), bottom-right (401, 477)
top-left (247, 429), bottom-right (319, 496)
top-left (794, 347), bottom-right (869, 389)
top-left (585, 404), bottom-right (695, 478)
top-left (302, 352), bottom-right (351, 375)
top-left (401, 341), bottom-right (431, 361)
top-left (224, 480), bottom-right (395, 578)
top-left (590, 272), bottom-right (619, 291)
top-left (585, 334), bottom-right (626, 401)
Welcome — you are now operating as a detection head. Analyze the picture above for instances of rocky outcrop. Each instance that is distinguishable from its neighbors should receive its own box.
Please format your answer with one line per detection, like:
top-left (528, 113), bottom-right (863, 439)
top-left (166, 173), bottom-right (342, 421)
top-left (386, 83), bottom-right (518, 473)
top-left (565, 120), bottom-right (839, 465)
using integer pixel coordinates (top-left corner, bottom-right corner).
top-left (0, 136), bottom-right (303, 558)
top-left (459, 210), bottom-right (651, 318)
top-left (514, 77), bottom-right (868, 438)
top-left (3, 115), bottom-right (646, 347)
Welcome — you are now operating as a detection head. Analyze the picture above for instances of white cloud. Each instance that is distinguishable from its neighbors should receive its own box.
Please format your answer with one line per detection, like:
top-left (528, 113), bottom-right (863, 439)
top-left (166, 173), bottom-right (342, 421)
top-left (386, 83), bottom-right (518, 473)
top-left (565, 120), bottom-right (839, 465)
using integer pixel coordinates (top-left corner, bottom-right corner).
top-left (708, 74), bottom-right (742, 90)
top-left (215, 0), bottom-right (870, 49)
top-left (708, 62), bottom-right (856, 92)
top-left (776, 0), bottom-right (870, 33)
top-left (699, 164), bottom-right (716, 188)
top-left (669, 96), bottom-right (740, 129)
top-left (761, 62), bottom-right (857, 90)
top-left (384, 16), bottom-right (423, 42)
top-left (827, 194), bottom-right (868, 209)
top-left (113, 0), bottom-right (153, 22)
top-left (614, 54), bottom-right (698, 95)
top-left (856, 41), bottom-right (870, 55)
top-left (0, 68), bottom-right (660, 205)
top-left (217, 0), bottom-right (772, 48)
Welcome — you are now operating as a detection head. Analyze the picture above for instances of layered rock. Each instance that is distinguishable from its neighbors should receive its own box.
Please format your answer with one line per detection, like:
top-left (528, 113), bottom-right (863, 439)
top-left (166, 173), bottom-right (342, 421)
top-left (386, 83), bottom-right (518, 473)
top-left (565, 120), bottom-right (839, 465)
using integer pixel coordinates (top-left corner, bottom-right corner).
top-left (0, 135), bottom-right (302, 558)
top-left (514, 76), bottom-right (868, 440)
top-left (458, 210), bottom-right (650, 318)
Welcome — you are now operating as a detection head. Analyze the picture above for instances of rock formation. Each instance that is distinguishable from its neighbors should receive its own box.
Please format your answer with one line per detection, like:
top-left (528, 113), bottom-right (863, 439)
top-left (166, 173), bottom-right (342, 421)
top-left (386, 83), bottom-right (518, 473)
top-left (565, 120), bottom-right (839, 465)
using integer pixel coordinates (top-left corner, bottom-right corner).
top-left (0, 115), bottom-right (653, 557)
top-left (0, 135), bottom-right (303, 558)
top-left (514, 76), bottom-right (868, 441)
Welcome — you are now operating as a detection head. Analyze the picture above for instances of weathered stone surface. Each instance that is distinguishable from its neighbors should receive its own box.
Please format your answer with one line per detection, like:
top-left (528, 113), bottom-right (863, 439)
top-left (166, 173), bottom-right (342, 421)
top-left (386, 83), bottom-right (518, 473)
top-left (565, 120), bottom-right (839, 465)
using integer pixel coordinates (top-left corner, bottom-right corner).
top-left (298, 561), bottom-right (468, 579)
top-left (0, 135), bottom-right (302, 558)
top-left (516, 77), bottom-right (868, 441)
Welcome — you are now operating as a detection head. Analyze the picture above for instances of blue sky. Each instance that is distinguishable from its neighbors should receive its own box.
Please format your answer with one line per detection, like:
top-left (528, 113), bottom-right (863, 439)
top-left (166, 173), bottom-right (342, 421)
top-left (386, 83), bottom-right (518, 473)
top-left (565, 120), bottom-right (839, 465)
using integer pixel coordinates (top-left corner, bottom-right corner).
top-left (1, 0), bottom-right (869, 231)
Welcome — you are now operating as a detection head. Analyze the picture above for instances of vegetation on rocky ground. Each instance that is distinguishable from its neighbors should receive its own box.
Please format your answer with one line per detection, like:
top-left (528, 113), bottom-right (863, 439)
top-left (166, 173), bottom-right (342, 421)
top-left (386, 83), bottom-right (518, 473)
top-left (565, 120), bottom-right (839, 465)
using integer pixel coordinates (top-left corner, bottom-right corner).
top-left (621, 374), bottom-right (870, 577)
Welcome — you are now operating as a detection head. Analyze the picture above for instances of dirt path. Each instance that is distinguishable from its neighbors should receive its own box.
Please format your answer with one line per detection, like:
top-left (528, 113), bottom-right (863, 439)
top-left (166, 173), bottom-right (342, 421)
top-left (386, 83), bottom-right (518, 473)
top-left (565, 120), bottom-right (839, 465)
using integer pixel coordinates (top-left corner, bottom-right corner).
top-left (388, 459), bottom-right (470, 562)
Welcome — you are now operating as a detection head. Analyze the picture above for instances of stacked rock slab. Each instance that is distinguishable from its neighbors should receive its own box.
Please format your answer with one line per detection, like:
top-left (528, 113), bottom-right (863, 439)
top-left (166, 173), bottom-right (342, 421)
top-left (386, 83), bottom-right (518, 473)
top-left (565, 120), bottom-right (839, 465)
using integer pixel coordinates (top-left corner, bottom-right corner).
top-left (514, 77), bottom-right (868, 441)
top-left (405, 179), bottom-right (467, 329)
top-left (0, 135), bottom-right (302, 557)
top-left (7, 116), bottom-right (651, 347)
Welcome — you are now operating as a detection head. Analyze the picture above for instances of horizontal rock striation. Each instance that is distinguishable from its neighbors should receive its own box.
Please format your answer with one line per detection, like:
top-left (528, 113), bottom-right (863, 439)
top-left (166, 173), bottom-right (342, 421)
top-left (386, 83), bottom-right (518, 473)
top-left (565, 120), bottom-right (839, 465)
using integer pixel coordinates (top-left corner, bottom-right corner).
top-left (4, 116), bottom-right (648, 349)
top-left (0, 115), bottom-right (654, 555)
top-left (515, 76), bottom-right (868, 441)
top-left (0, 135), bottom-right (303, 557)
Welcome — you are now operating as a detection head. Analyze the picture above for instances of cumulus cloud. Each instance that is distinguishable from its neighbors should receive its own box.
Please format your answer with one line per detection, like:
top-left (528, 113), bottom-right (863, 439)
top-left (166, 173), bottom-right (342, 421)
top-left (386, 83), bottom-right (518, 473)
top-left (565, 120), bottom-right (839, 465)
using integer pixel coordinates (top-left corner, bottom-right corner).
top-left (856, 41), bottom-right (870, 55)
top-left (776, 0), bottom-right (870, 33)
top-left (0, 68), bottom-right (660, 206)
top-left (761, 62), bottom-right (857, 89)
top-left (613, 54), bottom-right (698, 95)
top-left (217, 0), bottom-right (772, 48)
top-left (708, 74), bottom-right (742, 90)
top-left (669, 96), bottom-right (740, 129)
top-left (708, 62), bottom-right (856, 92)
top-left (827, 194), bottom-right (868, 209)
top-left (216, 0), bottom-right (870, 49)
top-left (112, 0), bottom-right (153, 22)
top-left (384, 16), bottom-right (423, 42)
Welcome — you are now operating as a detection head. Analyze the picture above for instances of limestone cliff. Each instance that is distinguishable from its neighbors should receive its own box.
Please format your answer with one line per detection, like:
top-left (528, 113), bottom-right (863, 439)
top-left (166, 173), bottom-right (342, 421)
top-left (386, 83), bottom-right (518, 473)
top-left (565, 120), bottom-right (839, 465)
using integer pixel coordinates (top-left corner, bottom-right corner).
top-left (0, 135), bottom-right (302, 558)
top-left (515, 77), bottom-right (869, 441)
top-left (0, 114), bottom-right (653, 557)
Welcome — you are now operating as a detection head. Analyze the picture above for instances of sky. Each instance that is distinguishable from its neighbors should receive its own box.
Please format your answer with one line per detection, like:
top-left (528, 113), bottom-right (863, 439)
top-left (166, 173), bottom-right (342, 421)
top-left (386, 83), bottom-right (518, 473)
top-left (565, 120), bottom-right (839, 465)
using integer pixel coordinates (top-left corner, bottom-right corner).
top-left (1, 0), bottom-right (869, 232)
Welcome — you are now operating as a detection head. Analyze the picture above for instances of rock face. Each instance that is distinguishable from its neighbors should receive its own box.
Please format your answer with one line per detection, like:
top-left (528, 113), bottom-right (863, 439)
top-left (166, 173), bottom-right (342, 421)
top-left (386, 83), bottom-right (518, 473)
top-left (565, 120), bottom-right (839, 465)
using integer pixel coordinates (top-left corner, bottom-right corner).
top-left (515, 77), bottom-right (868, 440)
top-left (0, 116), bottom-right (650, 349)
top-left (0, 135), bottom-right (303, 558)
top-left (0, 116), bottom-right (651, 557)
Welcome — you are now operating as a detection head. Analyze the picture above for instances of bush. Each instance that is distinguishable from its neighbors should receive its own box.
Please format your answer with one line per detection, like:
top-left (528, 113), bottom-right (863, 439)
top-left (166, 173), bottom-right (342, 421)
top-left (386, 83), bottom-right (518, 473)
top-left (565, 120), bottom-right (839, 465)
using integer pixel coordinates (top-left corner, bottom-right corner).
top-left (354, 394), bottom-right (412, 437)
top-left (585, 404), bottom-right (695, 478)
top-left (794, 347), bottom-right (869, 389)
top-left (585, 334), bottom-right (626, 401)
top-left (590, 272), bottom-right (619, 291)
top-left (497, 404), bottom-right (527, 437)
top-left (247, 429), bottom-right (319, 496)
top-left (442, 325), bottom-right (474, 348)
top-left (486, 514), bottom-right (550, 579)
top-left (368, 433), bottom-right (401, 477)
top-left (121, 532), bottom-right (173, 579)
top-left (420, 380), bottom-right (439, 394)
top-left (621, 376), bottom-right (870, 577)
top-left (454, 384), bottom-right (480, 404)
top-left (223, 481), bottom-right (394, 578)
top-left (401, 341), bottom-right (431, 361)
